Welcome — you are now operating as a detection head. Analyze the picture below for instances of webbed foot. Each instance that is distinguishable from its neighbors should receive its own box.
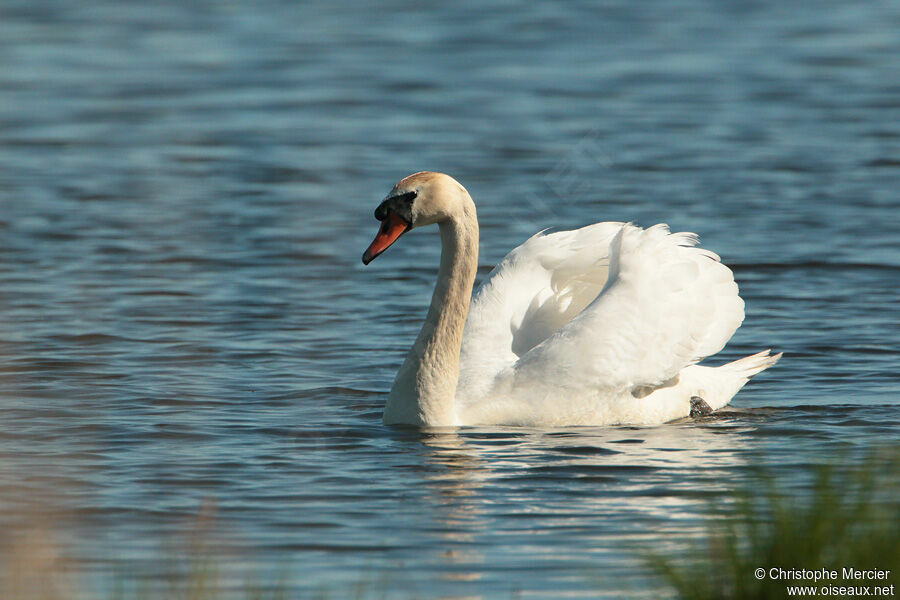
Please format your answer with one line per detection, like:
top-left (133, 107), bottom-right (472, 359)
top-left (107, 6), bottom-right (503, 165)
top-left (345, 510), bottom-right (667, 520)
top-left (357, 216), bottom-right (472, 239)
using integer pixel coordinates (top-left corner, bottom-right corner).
top-left (690, 396), bottom-right (713, 418)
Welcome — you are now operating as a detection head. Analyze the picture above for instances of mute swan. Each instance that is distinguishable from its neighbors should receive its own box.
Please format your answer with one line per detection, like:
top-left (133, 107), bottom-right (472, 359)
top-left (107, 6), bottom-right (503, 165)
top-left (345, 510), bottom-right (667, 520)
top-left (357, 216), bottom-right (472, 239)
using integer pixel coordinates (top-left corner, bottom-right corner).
top-left (363, 172), bottom-right (780, 427)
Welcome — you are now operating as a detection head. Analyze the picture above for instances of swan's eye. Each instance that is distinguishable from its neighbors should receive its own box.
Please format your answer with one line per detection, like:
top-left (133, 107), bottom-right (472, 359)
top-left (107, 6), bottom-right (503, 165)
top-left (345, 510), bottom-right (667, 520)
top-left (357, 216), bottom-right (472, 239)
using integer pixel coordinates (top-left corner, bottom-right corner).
top-left (376, 190), bottom-right (417, 222)
top-left (386, 190), bottom-right (417, 206)
top-left (397, 190), bottom-right (417, 204)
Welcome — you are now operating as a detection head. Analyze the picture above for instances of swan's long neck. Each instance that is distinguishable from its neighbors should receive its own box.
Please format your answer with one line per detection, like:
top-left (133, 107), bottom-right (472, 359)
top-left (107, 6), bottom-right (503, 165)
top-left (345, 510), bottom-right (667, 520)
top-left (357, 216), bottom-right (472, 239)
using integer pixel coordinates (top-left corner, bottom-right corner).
top-left (383, 202), bottom-right (478, 426)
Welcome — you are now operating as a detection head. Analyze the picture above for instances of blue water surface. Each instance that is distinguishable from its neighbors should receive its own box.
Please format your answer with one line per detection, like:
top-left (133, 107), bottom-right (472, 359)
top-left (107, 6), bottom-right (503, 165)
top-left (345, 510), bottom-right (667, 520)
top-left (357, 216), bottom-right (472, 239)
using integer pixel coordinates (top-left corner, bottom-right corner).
top-left (0, 0), bottom-right (898, 597)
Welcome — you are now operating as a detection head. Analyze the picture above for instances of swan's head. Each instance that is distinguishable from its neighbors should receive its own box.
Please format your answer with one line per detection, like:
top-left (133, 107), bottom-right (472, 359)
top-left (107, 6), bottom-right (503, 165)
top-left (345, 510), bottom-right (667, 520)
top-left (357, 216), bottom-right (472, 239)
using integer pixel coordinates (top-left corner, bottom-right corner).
top-left (362, 171), bottom-right (469, 264)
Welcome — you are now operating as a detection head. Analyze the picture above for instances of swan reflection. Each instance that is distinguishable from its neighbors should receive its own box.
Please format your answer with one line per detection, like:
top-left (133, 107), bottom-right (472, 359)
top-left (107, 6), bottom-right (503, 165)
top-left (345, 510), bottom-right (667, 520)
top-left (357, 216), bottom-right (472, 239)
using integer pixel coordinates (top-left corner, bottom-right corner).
top-left (416, 417), bottom-right (758, 593)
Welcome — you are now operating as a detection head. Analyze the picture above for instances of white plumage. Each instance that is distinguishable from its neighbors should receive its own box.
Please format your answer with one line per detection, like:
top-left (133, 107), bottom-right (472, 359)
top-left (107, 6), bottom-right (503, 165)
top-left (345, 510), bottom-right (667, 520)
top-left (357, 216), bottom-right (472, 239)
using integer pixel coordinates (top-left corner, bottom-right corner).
top-left (364, 172), bottom-right (780, 427)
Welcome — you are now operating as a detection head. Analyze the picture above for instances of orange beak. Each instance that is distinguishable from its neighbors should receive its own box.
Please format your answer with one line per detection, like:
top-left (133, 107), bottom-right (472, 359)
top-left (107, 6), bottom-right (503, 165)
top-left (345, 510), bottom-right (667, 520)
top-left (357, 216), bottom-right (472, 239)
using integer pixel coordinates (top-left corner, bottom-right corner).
top-left (362, 211), bottom-right (410, 264)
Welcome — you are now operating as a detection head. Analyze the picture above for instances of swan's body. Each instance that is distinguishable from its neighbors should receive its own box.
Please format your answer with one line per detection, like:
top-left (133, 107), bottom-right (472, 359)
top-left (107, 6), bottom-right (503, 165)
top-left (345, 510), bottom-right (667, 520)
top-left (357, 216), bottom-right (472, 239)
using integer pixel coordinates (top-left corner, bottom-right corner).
top-left (363, 172), bottom-right (780, 427)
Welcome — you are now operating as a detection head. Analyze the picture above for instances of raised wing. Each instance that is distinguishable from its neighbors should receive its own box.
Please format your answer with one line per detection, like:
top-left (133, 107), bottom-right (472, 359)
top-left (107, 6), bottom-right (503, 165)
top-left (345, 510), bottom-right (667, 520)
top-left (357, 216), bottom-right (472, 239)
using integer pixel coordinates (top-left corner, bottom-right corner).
top-left (457, 222), bottom-right (625, 400)
top-left (496, 224), bottom-right (744, 399)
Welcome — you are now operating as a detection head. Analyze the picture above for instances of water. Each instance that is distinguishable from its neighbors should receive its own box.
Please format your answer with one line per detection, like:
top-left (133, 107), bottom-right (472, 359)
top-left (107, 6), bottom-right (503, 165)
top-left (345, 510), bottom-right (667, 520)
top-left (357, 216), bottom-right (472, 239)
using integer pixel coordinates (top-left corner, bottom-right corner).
top-left (0, 0), bottom-right (898, 597)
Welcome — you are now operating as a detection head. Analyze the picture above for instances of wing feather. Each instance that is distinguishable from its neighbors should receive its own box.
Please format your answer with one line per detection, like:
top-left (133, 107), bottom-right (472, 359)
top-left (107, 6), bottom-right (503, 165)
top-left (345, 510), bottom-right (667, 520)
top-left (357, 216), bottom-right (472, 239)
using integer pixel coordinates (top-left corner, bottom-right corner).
top-left (497, 224), bottom-right (745, 397)
top-left (456, 222), bottom-right (624, 400)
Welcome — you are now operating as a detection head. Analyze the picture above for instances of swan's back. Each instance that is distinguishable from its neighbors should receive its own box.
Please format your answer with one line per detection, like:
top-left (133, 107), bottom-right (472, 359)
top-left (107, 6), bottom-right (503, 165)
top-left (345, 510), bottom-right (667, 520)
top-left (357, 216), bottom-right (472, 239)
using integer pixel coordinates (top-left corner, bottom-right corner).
top-left (456, 222), bottom-right (747, 423)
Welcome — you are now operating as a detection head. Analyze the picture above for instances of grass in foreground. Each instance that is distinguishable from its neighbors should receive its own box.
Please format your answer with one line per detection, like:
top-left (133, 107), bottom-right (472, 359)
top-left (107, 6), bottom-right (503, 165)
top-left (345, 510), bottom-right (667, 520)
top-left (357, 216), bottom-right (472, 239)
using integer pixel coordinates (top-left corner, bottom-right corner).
top-left (648, 450), bottom-right (900, 599)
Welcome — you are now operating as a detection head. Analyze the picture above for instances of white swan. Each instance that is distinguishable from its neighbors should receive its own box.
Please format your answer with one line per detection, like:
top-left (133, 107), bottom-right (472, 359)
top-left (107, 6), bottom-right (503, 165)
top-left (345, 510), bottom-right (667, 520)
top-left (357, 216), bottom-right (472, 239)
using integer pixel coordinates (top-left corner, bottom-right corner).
top-left (363, 172), bottom-right (780, 427)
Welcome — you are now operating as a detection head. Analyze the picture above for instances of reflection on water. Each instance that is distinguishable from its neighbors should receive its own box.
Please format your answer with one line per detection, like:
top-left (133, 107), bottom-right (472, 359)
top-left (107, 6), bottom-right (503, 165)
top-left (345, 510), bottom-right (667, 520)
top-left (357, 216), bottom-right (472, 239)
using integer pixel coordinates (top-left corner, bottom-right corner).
top-left (0, 0), bottom-right (898, 597)
top-left (402, 406), bottom-right (897, 597)
top-left (420, 432), bottom-right (489, 584)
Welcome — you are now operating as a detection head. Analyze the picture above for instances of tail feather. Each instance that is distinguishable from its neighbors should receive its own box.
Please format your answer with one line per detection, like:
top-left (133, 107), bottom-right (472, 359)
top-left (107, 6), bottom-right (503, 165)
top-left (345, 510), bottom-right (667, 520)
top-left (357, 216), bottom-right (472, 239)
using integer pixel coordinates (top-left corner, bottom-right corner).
top-left (687, 350), bottom-right (782, 411)
top-left (724, 349), bottom-right (783, 378)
